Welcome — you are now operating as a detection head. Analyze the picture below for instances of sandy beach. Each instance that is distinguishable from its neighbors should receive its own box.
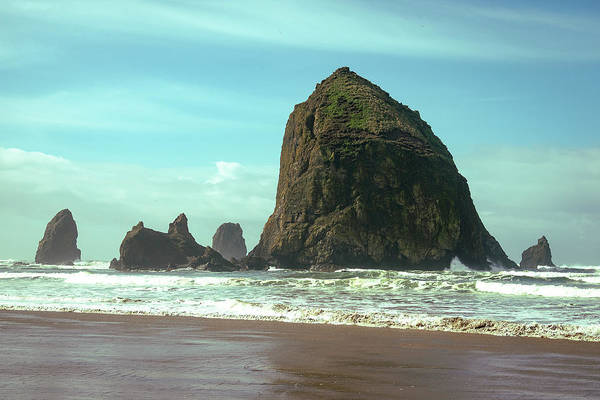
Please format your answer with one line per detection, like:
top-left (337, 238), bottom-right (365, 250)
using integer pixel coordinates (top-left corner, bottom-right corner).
top-left (0, 310), bottom-right (598, 399)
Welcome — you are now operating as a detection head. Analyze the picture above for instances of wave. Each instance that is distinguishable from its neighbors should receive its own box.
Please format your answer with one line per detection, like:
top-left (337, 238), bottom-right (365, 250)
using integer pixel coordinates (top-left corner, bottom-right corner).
top-left (500, 270), bottom-right (575, 278)
top-left (0, 271), bottom-right (238, 287)
top-left (0, 270), bottom-right (462, 291)
top-left (267, 266), bottom-right (289, 271)
top-left (448, 257), bottom-right (472, 272)
top-left (475, 281), bottom-right (600, 298)
top-left (74, 260), bottom-right (110, 269)
top-left (538, 265), bottom-right (600, 273)
top-left (1, 299), bottom-right (598, 341)
top-left (0, 260), bottom-right (110, 270)
top-left (569, 276), bottom-right (600, 284)
top-left (3, 267), bottom-right (599, 300)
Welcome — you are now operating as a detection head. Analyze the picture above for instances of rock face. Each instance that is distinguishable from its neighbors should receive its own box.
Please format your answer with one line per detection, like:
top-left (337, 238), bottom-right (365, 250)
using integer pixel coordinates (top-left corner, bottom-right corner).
top-left (110, 213), bottom-right (236, 271)
top-left (520, 236), bottom-right (555, 268)
top-left (250, 67), bottom-right (516, 271)
top-left (212, 223), bottom-right (247, 261)
top-left (35, 209), bottom-right (81, 265)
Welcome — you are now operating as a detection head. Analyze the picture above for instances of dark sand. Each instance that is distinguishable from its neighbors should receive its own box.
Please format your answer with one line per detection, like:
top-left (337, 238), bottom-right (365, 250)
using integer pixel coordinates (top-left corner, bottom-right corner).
top-left (1, 310), bottom-right (599, 399)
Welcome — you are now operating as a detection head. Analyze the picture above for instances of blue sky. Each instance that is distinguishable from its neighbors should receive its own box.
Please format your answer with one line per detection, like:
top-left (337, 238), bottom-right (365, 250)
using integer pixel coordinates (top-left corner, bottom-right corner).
top-left (1, 0), bottom-right (599, 264)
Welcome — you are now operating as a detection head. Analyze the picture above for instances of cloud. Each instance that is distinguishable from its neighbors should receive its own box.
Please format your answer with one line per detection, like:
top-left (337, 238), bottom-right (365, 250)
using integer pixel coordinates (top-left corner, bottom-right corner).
top-left (462, 3), bottom-right (598, 33)
top-left (0, 80), bottom-right (283, 135)
top-left (207, 161), bottom-right (242, 184)
top-left (456, 147), bottom-right (600, 265)
top-left (2, 0), bottom-right (598, 63)
top-left (0, 147), bottom-right (69, 167)
top-left (0, 147), bottom-right (277, 260)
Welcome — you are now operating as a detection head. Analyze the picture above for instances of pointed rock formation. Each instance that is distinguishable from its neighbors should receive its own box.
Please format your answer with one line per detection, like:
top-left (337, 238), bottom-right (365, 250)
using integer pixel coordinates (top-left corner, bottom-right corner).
top-left (520, 236), bottom-right (555, 268)
top-left (110, 213), bottom-right (237, 271)
top-left (35, 209), bottom-right (81, 265)
top-left (212, 223), bottom-right (247, 261)
top-left (250, 67), bottom-right (516, 270)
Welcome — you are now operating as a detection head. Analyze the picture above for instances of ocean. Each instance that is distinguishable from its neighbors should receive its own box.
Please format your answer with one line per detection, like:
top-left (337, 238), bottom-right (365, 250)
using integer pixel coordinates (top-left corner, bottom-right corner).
top-left (1, 258), bottom-right (599, 341)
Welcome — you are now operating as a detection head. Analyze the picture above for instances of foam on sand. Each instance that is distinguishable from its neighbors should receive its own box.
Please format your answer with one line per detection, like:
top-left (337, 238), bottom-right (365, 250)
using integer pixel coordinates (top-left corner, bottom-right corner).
top-left (1, 299), bottom-right (598, 342)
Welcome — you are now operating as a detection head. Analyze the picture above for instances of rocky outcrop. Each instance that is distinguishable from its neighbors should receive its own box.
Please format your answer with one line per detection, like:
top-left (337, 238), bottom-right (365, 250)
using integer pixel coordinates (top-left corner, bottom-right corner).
top-left (212, 223), bottom-right (247, 261)
top-left (35, 209), bottom-right (81, 265)
top-left (250, 67), bottom-right (516, 271)
top-left (235, 255), bottom-right (269, 271)
top-left (110, 213), bottom-right (237, 271)
top-left (520, 236), bottom-right (555, 268)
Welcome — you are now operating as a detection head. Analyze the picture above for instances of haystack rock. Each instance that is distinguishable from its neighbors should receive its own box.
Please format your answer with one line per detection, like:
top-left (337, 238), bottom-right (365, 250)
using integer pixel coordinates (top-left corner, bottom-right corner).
top-left (212, 223), bottom-right (247, 261)
top-left (110, 213), bottom-right (236, 271)
top-left (249, 67), bottom-right (516, 271)
top-left (35, 209), bottom-right (81, 265)
top-left (520, 236), bottom-right (555, 268)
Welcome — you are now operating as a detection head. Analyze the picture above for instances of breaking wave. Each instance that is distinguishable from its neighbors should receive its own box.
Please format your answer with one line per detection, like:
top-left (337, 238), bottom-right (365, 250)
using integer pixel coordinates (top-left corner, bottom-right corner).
top-left (2, 267), bottom-right (600, 298)
top-left (1, 298), bottom-right (598, 341)
top-left (0, 270), bottom-right (474, 293)
top-left (2, 261), bottom-right (599, 341)
top-left (475, 281), bottom-right (600, 298)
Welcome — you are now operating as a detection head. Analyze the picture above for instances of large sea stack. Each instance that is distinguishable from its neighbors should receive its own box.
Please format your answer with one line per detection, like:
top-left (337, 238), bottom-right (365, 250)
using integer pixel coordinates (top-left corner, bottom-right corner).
top-left (35, 209), bottom-right (81, 265)
top-left (212, 223), bottom-right (247, 261)
top-left (520, 236), bottom-right (555, 268)
top-left (110, 213), bottom-right (236, 271)
top-left (250, 67), bottom-right (516, 271)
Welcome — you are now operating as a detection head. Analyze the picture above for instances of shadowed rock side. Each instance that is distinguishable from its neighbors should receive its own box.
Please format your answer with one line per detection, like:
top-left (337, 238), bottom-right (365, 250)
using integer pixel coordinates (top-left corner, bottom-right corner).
top-left (35, 209), bottom-right (81, 265)
top-left (520, 236), bottom-right (555, 269)
top-left (250, 67), bottom-right (516, 271)
top-left (212, 223), bottom-right (247, 261)
top-left (110, 214), bottom-right (237, 272)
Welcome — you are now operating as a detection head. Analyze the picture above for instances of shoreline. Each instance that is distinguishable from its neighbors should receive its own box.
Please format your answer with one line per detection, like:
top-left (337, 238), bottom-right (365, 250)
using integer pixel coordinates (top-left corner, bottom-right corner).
top-left (1, 308), bottom-right (598, 346)
top-left (2, 310), bottom-right (599, 399)
top-left (1, 304), bottom-right (598, 342)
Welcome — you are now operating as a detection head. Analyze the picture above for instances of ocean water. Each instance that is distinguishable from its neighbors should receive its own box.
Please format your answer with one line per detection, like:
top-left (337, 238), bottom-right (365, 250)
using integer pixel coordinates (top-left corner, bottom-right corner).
top-left (1, 258), bottom-right (599, 341)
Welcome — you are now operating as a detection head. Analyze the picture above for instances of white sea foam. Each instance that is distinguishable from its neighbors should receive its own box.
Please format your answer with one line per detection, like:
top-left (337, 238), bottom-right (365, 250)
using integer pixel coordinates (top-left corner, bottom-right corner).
top-left (335, 268), bottom-right (386, 272)
top-left (62, 272), bottom-right (234, 287)
top-left (499, 270), bottom-right (570, 278)
top-left (0, 272), bottom-right (58, 280)
top-left (499, 269), bottom-right (600, 284)
top-left (538, 264), bottom-right (600, 271)
top-left (267, 266), bottom-right (288, 271)
top-left (0, 269), bottom-right (494, 293)
top-left (1, 299), bottom-right (598, 341)
top-left (449, 257), bottom-right (471, 272)
top-left (0, 260), bottom-right (109, 270)
top-left (2, 261), bottom-right (600, 341)
top-left (476, 281), bottom-right (600, 298)
top-left (570, 276), bottom-right (600, 284)
top-left (0, 271), bottom-right (237, 287)
top-left (74, 260), bottom-right (110, 269)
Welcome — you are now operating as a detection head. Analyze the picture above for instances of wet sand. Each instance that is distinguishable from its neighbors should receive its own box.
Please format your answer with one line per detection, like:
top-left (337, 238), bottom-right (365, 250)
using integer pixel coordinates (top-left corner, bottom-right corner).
top-left (0, 310), bottom-right (599, 399)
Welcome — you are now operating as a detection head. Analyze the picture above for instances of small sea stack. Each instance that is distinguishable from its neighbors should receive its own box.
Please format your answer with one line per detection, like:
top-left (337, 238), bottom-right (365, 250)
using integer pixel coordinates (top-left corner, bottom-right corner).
top-left (35, 209), bottom-right (81, 265)
top-left (520, 236), bottom-right (555, 269)
top-left (110, 213), bottom-right (237, 272)
top-left (212, 223), bottom-right (247, 261)
top-left (249, 67), bottom-right (516, 271)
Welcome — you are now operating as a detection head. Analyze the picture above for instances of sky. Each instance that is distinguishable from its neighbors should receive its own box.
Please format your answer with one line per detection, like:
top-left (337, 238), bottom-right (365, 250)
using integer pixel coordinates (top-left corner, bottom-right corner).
top-left (1, 0), bottom-right (599, 264)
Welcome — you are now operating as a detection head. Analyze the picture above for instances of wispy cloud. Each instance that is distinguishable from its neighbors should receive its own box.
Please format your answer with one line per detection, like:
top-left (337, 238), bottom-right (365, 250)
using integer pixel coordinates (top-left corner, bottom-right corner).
top-left (2, 0), bottom-right (598, 64)
top-left (462, 3), bottom-right (598, 33)
top-left (207, 161), bottom-right (242, 184)
top-left (0, 80), bottom-right (283, 135)
top-left (0, 147), bottom-right (278, 260)
top-left (0, 147), bottom-right (68, 168)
